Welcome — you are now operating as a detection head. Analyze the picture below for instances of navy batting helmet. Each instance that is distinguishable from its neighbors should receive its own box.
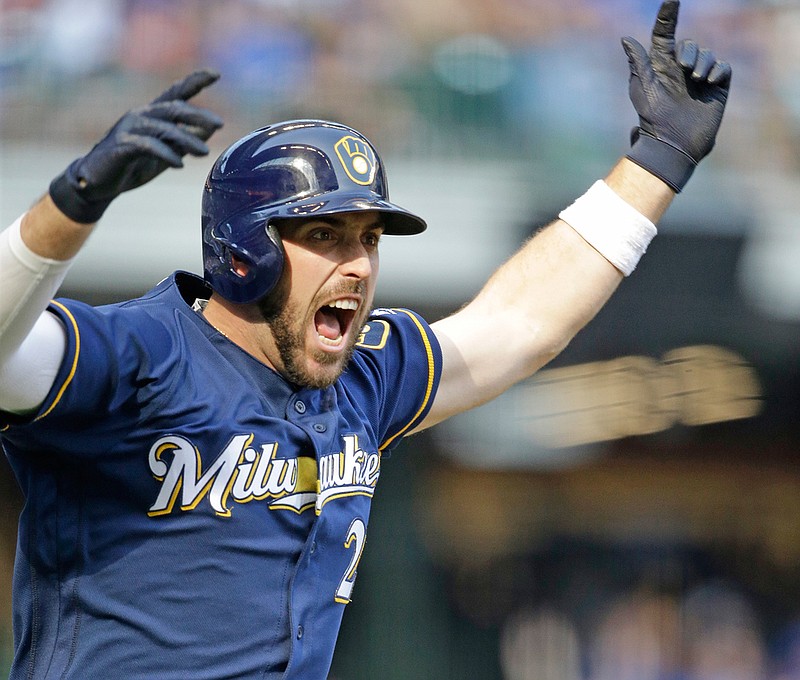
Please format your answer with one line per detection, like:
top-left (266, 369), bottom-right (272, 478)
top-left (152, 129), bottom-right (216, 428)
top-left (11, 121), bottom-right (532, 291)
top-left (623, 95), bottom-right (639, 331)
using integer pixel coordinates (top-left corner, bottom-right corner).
top-left (201, 119), bottom-right (426, 304)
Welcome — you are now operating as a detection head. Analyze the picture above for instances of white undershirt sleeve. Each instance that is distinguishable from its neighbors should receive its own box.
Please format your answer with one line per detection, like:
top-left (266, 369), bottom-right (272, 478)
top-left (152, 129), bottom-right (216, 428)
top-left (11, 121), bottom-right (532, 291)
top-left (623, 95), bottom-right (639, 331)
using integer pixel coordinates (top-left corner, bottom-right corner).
top-left (0, 311), bottom-right (67, 414)
top-left (0, 214), bottom-right (74, 413)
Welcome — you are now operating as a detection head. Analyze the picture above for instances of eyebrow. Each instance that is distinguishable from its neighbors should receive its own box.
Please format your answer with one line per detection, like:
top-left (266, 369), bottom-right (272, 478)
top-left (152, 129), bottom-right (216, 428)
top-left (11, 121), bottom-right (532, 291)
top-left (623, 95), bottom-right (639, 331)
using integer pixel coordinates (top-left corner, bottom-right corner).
top-left (279, 215), bottom-right (385, 233)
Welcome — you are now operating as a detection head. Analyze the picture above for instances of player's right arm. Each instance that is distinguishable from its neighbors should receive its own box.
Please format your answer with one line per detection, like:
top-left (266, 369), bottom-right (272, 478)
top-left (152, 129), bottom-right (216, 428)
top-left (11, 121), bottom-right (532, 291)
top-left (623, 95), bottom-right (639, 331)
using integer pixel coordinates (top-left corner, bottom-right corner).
top-left (0, 199), bottom-right (82, 414)
top-left (0, 70), bottom-right (223, 414)
top-left (19, 194), bottom-right (96, 260)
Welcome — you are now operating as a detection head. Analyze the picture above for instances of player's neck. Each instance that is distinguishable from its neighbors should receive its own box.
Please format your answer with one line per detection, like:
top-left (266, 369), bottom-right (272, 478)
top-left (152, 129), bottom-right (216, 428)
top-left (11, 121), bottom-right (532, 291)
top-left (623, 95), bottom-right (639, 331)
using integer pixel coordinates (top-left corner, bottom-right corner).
top-left (201, 295), bottom-right (280, 371)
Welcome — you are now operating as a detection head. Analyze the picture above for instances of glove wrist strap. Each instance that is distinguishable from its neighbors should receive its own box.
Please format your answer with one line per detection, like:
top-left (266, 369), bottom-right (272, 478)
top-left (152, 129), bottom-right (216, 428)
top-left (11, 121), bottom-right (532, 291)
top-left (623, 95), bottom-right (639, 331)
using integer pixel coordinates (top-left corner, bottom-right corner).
top-left (626, 130), bottom-right (697, 193)
top-left (48, 162), bottom-right (112, 224)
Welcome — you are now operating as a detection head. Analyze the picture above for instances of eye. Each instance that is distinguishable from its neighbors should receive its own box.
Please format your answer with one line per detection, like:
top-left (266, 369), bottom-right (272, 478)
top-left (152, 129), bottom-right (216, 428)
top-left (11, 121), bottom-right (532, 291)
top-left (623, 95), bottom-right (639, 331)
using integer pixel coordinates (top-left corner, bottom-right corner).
top-left (310, 228), bottom-right (335, 242)
top-left (363, 231), bottom-right (381, 248)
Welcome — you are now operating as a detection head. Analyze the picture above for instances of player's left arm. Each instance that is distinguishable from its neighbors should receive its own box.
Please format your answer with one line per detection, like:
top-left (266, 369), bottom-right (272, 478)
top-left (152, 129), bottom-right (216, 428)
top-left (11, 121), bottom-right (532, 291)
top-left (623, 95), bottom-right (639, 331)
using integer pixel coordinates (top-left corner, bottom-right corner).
top-left (414, 0), bottom-right (731, 432)
top-left (419, 161), bottom-right (670, 431)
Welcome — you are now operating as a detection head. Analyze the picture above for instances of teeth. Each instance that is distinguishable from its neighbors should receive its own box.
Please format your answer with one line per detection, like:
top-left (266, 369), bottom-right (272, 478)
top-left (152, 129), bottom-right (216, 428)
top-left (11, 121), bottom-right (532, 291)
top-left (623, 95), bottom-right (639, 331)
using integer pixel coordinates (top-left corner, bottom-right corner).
top-left (318, 334), bottom-right (343, 346)
top-left (327, 299), bottom-right (358, 310)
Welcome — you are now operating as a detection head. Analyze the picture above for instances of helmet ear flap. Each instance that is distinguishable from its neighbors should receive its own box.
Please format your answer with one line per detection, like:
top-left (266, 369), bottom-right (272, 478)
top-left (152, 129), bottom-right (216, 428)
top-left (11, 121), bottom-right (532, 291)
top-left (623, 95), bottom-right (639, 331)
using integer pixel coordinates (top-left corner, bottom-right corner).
top-left (203, 217), bottom-right (286, 304)
top-left (229, 222), bottom-right (284, 277)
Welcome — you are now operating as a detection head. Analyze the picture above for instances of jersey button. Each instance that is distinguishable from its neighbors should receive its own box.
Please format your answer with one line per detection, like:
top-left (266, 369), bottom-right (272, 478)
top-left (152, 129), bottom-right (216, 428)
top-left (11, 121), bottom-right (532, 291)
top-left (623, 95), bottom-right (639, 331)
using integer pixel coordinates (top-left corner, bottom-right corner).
top-left (294, 400), bottom-right (306, 414)
top-left (313, 423), bottom-right (326, 433)
top-left (297, 625), bottom-right (304, 640)
top-left (310, 541), bottom-right (317, 554)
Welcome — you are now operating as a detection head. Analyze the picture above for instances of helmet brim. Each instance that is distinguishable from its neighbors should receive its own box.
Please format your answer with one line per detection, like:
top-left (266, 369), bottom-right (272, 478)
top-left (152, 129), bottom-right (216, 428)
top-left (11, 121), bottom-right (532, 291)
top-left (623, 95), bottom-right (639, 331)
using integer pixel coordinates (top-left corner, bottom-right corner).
top-left (270, 193), bottom-right (427, 236)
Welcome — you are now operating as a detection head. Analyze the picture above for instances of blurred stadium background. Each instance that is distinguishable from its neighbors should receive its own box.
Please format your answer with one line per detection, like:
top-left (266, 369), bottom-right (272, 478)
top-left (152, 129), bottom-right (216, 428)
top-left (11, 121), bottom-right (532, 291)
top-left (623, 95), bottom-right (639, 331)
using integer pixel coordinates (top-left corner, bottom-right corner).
top-left (3, 0), bottom-right (800, 678)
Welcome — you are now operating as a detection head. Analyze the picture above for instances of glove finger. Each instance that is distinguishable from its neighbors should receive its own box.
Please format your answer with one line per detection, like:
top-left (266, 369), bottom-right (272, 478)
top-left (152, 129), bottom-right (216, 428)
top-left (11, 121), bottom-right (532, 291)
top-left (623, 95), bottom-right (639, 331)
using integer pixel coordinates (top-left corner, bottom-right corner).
top-left (151, 69), bottom-right (220, 104)
top-left (708, 60), bottom-right (732, 88)
top-left (649, 0), bottom-right (679, 70)
top-left (676, 39), bottom-right (698, 71)
top-left (127, 116), bottom-right (212, 157)
top-left (651, 0), bottom-right (680, 43)
top-left (621, 37), bottom-right (650, 75)
top-left (691, 48), bottom-right (717, 81)
top-left (143, 100), bottom-right (224, 132)
top-left (621, 37), bottom-right (657, 89)
top-left (178, 123), bottom-right (217, 143)
top-left (117, 132), bottom-right (186, 168)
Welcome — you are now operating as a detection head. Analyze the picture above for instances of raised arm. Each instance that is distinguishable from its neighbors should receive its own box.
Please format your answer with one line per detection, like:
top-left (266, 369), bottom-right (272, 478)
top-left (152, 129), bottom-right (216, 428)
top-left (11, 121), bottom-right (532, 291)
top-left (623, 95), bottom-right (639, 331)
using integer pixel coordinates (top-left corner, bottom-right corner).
top-left (0, 70), bottom-right (222, 413)
top-left (417, 1), bottom-right (732, 431)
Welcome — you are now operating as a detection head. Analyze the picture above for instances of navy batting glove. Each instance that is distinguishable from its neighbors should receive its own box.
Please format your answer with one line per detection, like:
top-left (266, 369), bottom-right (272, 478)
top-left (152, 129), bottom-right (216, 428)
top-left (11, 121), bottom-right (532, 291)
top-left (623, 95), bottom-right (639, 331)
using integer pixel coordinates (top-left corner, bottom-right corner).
top-left (49, 69), bottom-right (224, 223)
top-left (622, 1), bottom-right (732, 192)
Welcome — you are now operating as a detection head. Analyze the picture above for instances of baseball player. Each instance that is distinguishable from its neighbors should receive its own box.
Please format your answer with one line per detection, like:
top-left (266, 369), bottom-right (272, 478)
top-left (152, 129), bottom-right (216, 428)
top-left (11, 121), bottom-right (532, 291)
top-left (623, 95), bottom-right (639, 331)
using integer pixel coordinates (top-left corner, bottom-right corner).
top-left (0, 2), bottom-right (730, 678)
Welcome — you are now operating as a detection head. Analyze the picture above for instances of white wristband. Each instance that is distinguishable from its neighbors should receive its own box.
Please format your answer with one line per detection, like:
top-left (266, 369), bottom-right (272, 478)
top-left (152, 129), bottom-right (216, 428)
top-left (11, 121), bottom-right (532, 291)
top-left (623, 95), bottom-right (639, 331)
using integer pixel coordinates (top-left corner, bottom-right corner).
top-left (558, 180), bottom-right (657, 276)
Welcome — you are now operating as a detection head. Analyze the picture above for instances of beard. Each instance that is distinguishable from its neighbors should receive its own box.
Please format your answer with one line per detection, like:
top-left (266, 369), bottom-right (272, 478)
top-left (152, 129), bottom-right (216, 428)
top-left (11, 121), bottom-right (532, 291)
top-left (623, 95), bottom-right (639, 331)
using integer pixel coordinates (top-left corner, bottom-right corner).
top-left (257, 279), bottom-right (367, 389)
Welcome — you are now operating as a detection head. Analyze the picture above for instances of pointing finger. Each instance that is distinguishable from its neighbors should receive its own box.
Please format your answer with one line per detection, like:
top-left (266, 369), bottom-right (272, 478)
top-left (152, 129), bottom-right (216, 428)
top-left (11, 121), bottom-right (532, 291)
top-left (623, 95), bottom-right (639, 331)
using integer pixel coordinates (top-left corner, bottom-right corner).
top-left (652, 0), bottom-right (680, 44)
top-left (650, 0), bottom-right (680, 70)
top-left (151, 69), bottom-right (221, 104)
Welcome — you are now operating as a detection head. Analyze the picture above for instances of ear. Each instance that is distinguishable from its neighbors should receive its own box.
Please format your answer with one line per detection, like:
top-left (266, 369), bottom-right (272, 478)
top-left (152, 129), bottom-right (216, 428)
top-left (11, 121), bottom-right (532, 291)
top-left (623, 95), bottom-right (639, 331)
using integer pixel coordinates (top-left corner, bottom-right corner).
top-left (230, 254), bottom-right (250, 278)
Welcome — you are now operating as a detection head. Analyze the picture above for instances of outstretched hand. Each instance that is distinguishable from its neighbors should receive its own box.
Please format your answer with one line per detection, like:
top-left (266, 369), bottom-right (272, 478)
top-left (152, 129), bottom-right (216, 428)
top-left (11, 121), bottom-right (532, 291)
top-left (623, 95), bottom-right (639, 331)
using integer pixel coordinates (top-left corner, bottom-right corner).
top-left (622, 1), bottom-right (732, 192)
top-left (49, 69), bottom-right (224, 223)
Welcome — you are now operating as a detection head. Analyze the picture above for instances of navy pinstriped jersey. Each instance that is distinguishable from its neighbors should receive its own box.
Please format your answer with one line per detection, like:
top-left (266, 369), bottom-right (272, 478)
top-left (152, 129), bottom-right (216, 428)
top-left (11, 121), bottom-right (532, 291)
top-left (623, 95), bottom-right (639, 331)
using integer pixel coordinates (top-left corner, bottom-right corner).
top-left (0, 271), bottom-right (442, 680)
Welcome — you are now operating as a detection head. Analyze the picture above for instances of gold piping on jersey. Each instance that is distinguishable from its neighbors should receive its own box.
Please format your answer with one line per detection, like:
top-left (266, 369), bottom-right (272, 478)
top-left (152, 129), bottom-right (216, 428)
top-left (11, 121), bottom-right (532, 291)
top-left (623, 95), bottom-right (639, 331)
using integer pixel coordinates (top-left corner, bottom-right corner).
top-left (35, 300), bottom-right (80, 422)
top-left (379, 309), bottom-right (436, 451)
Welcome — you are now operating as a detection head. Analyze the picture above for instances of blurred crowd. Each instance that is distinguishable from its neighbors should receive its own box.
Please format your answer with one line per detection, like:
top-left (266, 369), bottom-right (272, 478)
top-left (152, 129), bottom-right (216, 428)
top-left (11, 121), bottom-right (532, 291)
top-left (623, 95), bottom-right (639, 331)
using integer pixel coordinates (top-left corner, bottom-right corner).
top-left (501, 581), bottom-right (800, 680)
top-left (2, 0), bottom-right (798, 176)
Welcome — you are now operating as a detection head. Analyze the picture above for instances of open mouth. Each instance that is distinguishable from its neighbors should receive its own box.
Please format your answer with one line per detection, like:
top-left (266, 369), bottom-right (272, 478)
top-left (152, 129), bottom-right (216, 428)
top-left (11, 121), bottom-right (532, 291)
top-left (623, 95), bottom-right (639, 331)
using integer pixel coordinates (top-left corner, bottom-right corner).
top-left (314, 298), bottom-right (359, 348)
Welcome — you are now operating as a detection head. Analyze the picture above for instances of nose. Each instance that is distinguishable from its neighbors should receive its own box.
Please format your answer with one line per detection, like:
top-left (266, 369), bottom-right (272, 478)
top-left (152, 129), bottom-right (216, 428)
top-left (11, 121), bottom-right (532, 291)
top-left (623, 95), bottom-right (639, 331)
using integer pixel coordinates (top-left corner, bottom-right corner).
top-left (338, 239), bottom-right (374, 280)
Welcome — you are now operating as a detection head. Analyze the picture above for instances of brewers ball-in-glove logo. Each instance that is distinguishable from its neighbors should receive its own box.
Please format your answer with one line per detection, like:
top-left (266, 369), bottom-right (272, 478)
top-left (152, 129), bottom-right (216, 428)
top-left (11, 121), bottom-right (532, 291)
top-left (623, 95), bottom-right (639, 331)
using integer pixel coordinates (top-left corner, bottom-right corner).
top-left (334, 135), bottom-right (378, 186)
